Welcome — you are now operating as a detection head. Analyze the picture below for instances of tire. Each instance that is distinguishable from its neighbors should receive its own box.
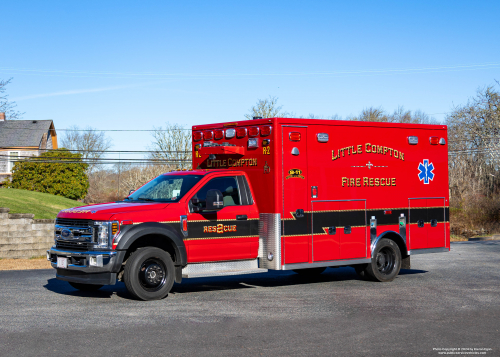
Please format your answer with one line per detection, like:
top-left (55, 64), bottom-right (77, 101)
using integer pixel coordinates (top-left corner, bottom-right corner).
top-left (293, 267), bottom-right (326, 276)
top-left (365, 238), bottom-right (401, 282)
top-left (124, 247), bottom-right (175, 301)
top-left (69, 282), bottom-right (103, 291)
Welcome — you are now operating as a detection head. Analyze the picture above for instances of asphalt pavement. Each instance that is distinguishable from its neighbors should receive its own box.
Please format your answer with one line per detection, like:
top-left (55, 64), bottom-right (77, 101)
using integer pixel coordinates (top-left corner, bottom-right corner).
top-left (0, 241), bottom-right (499, 356)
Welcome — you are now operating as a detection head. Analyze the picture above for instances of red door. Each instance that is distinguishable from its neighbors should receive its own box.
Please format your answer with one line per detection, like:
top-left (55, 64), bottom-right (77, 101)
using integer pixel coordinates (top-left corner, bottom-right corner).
top-left (282, 126), bottom-right (309, 264)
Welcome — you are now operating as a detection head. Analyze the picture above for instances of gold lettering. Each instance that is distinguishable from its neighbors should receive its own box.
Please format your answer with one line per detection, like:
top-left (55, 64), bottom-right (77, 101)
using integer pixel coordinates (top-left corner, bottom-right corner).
top-left (392, 178), bottom-right (396, 186)
top-left (356, 178), bottom-right (361, 187)
top-left (394, 150), bottom-right (398, 158)
top-left (400, 152), bottom-right (404, 161)
top-left (350, 178), bottom-right (355, 186)
top-left (365, 143), bottom-right (371, 153)
top-left (217, 224), bottom-right (223, 234)
top-left (369, 178), bottom-right (374, 186)
top-left (342, 177), bottom-right (348, 187)
top-left (388, 148), bottom-right (393, 156)
top-left (357, 144), bottom-right (362, 154)
top-left (375, 178), bottom-right (379, 186)
top-left (363, 177), bottom-right (368, 186)
top-left (203, 226), bottom-right (208, 233)
top-left (332, 150), bottom-right (338, 160)
top-left (375, 145), bottom-right (380, 153)
top-left (383, 146), bottom-right (388, 154)
top-left (381, 178), bottom-right (385, 186)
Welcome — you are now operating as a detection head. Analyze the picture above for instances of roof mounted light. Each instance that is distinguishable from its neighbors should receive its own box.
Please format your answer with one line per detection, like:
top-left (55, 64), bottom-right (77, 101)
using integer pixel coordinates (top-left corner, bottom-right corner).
top-left (225, 128), bottom-right (236, 139)
top-left (214, 129), bottom-right (224, 140)
top-left (193, 131), bottom-right (203, 142)
top-left (203, 131), bottom-right (214, 140)
top-left (429, 136), bottom-right (439, 145)
top-left (236, 127), bottom-right (247, 138)
top-left (248, 138), bottom-right (259, 148)
top-left (439, 138), bottom-right (446, 145)
top-left (248, 126), bottom-right (260, 137)
top-left (408, 136), bottom-right (418, 145)
top-left (261, 125), bottom-right (272, 136)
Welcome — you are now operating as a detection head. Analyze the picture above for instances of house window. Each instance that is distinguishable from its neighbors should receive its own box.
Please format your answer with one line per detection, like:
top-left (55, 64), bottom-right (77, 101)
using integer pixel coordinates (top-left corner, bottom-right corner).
top-left (8, 152), bottom-right (19, 173)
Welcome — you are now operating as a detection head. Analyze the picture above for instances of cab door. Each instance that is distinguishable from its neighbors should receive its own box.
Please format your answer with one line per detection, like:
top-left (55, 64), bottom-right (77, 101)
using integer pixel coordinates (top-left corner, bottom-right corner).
top-left (185, 175), bottom-right (254, 263)
top-left (282, 126), bottom-right (310, 264)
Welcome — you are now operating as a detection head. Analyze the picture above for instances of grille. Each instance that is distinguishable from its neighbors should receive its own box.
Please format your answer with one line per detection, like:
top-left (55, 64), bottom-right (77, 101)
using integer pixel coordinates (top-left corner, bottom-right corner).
top-left (56, 218), bottom-right (93, 227)
top-left (56, 241), bottom-right (93, 251)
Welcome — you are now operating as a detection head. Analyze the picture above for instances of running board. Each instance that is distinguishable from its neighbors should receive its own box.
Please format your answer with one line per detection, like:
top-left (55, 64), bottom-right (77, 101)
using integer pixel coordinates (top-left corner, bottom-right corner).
top-left (182, 259), bottom-right (268, 278)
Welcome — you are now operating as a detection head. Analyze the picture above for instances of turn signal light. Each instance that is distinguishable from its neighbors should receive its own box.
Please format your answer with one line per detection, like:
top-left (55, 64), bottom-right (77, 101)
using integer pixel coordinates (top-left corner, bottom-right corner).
top-left (203, 131), bottom-right (213, 140)
top-left (289, 132), bottom-right (301, 141)
top-left (236, 127), bottom-right (247, 138)
top-left (261, 125), bottom-right (272, 136)
top-left (214, 129), bottom-right (224, 140)
top-left (248, 126), bottom-right (260, 137)
top-left (111, 222), bottom-right (119, 236)
top-left (183, 219), bottom-right (188, 231)
top-left (429, 136), bottom-right (439, 145)
top-left (193, 131), bottom-right (203, 141)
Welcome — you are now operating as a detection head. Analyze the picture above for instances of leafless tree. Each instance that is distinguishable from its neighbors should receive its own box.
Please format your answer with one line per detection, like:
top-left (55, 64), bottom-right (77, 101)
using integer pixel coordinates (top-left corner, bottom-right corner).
top-left (244, 96), bottom-right (291, 119)
top-left (60, 126), bottom-right (113, 173)
top-left (351, 106), bottom-right (438, 124)
top-left (0, 78), bottom-right (24, 120)
top-left (148, 122), bottom-right (191, 170)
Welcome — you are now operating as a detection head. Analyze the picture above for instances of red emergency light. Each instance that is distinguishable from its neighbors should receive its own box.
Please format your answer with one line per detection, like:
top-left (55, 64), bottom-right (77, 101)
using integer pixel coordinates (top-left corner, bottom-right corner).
top-left (429, 136), bottom-right (439, 145)
top-left (236, 127), bottom-right (247, 138)
top-left (248, 126), bottom-right (260, 137)
top-left (261, 125), bottom-right (272, 136)
top-left (214, 129), bottom-right (224, 140)
top-left (193, 131), bottom-right (203, 141)
top-left (289, 132), bottom-right (301, 141)
top-left (203, 131), bottom-right (214, 140)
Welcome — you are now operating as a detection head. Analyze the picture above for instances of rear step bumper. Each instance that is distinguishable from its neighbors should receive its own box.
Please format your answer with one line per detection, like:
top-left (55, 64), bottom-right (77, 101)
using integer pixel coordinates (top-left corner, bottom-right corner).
top-left (182, 259), bottom-right (267, 278)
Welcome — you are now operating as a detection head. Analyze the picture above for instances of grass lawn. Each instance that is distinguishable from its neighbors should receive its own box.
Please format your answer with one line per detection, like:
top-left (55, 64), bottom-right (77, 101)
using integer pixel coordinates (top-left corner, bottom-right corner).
top-left (0, 188), bottom-right (81, 219)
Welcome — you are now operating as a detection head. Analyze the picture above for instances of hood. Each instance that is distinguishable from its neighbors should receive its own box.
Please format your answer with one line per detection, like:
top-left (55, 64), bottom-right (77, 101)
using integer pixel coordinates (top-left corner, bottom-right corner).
top-left (57, 201), bottom-right (170, 221)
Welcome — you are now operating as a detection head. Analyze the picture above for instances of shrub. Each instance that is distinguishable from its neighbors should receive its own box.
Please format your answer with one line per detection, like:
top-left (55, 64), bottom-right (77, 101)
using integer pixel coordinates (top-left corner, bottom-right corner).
top-left (9, 149), bottom-right (89, 200)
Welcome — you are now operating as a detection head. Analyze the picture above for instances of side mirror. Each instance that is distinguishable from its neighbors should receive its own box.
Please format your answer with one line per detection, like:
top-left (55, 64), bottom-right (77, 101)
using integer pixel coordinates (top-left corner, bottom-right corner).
top-left (129, 189), bottom-right (135, 195)
top-left (205, 189), bottom-right (224, 211)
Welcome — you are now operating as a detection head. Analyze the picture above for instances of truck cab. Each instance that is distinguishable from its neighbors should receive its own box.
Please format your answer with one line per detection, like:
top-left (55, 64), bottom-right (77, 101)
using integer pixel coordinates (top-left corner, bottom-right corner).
top-left (48, 170), bottom-right (261, 301)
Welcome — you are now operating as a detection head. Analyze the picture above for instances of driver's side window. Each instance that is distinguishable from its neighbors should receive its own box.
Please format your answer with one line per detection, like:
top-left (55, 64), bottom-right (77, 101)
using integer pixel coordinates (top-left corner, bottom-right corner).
top-left (193, 177), bottom-right (240, 210)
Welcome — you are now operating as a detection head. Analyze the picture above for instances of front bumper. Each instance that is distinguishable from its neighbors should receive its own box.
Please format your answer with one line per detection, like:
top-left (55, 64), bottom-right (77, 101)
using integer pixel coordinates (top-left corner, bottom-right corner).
top-left (47, 247), bottom-right (126, 285)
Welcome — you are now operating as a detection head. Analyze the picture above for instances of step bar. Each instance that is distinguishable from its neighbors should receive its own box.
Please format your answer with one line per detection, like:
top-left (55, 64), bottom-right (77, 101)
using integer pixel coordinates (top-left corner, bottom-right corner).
top-left (182, 259), bottom-right (268, 278)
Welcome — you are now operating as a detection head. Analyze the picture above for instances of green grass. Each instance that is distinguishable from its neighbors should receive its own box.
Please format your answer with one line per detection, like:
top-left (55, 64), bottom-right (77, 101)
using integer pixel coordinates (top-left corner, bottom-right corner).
top-left (0, 188), bottom-right (81, 219)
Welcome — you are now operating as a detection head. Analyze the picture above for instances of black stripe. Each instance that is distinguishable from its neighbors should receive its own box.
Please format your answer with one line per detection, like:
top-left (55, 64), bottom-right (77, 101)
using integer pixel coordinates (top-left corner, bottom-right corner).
top-left (283, 207), bottom-right (450, 236)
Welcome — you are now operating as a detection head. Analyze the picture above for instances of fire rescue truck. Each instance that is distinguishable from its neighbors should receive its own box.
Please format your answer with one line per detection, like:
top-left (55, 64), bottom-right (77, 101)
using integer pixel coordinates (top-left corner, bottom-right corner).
top-left (47, 118), bottom-right (450, 301)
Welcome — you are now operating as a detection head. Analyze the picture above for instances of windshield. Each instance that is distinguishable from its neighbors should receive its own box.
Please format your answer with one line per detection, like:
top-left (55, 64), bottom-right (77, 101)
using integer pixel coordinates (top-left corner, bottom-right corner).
top-left (125, 174), bottom-right (203, 202)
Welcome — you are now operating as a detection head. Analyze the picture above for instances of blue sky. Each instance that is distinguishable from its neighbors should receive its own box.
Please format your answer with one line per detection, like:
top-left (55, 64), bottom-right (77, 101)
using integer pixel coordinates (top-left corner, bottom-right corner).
top-left (1, 0), bottom-right (499, 156)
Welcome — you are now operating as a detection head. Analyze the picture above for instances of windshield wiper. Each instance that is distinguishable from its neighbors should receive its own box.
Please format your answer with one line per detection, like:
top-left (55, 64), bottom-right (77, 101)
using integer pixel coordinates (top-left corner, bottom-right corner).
top-left (137, 197), bottom-right (156, 202)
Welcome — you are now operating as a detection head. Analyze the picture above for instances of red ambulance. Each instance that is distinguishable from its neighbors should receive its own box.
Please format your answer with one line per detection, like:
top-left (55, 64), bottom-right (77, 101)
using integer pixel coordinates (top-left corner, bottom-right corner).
top-left (48, 118), bottom-right (450, 300)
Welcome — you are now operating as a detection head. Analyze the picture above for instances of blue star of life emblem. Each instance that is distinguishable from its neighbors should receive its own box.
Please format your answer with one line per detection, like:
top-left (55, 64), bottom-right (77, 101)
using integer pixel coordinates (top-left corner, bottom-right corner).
top-left (418, 159), bottom-right (435, 184)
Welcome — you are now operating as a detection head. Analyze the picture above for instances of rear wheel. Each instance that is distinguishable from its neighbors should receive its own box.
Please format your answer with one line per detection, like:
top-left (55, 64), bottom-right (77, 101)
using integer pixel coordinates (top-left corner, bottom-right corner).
top-left (293, 267), bottom-right (326, 276)
top-left (69, 282), bottom-right (103, 291)
top-left (365, 238), bottom-right (401, 282)
top-left (124, 247), bottom-right (175, 301)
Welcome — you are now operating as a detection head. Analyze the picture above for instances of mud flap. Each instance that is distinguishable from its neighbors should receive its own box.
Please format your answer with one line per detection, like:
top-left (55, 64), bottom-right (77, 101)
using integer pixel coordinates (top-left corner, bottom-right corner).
top-left (175, 266), bottom-right (183, 284)
top-left (401, 256), bottom-right (411, 270)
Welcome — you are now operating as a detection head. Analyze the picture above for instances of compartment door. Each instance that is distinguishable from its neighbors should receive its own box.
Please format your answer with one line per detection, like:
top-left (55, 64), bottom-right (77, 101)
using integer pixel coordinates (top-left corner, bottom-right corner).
top-left (409, 198), bottom-right (428, 249)
top-left (282, 126), bottom-right (309, 264)
top-left (427, 198), bottom-right (446, 248)
top-left (338, 200), bottom-right (367, 259)
top-left (311, 201), bottom-right (340, 262)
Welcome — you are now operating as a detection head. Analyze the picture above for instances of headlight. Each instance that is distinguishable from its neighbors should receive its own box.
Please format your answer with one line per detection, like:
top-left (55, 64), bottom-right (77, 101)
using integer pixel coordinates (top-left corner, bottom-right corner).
top-left (93, 221), bottom-right (119, 249)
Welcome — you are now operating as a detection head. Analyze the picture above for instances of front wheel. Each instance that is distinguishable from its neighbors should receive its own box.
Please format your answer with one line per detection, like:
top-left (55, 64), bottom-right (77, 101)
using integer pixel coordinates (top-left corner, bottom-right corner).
top-left (124, 247), bottom-right (175, 301)
top-left (365, 238), bottom-right (401, 282)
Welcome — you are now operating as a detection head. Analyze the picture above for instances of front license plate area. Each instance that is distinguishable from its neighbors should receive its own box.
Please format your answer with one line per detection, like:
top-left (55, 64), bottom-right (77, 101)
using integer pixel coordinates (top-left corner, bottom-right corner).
top-left (57, 257), bottom-right (68, 269)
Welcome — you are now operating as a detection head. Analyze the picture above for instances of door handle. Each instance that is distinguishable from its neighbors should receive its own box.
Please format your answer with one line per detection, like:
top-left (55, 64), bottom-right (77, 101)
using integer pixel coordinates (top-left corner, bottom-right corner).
top-left (236, 215), bottom-right (247, 220)
top-left (295, 209), bottom-right (304, 218)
